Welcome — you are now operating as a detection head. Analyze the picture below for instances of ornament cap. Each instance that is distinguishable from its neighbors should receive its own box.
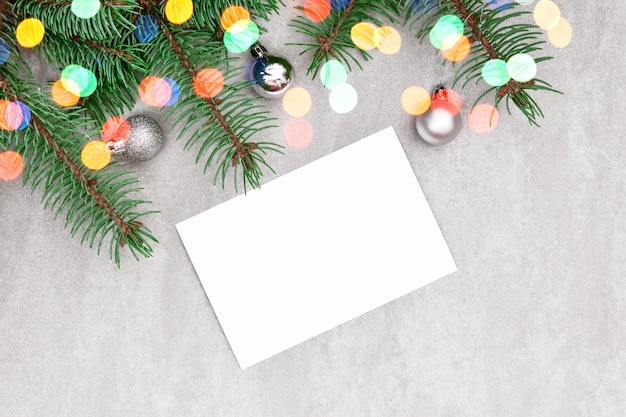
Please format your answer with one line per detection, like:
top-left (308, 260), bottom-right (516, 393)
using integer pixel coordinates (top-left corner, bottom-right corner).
top-left (432, 84), bottom-right (449, 101)
top-left (251, 43), bottom-right (267, 59)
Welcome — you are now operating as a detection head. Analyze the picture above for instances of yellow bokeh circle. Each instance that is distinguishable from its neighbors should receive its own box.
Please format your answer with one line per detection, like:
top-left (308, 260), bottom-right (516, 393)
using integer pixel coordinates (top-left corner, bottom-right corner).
top-left (533, 0), bottom-right (561, 30)
top-left (165, 0), bottom-right (193, 25)
top-left (16, 18), bottom-right (45, 48)
top-left (548, 17), bottom-right (572, 48)
top-left (442, 35), bottom-right (470, 62)
top-left (282, 87), bottom-right (312, 118)
top-left (377, 26), bottom-right (402, 55)
top-left (351, 22), bottom-right (380, 51)
top-left (51, 79), bottom-right (80, 107)
top-left (401, 86), bottom-right (431, 116)
top-left (81, 140), bottom-right (111, 171)
top-left (221, 6), bottom-right (251, 31)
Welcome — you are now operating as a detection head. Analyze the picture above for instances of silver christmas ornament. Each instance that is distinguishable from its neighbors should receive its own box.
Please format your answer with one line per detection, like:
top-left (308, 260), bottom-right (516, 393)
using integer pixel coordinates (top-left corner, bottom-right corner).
top-left (415, 86), bottom-right (462, 146)
top-left (250, 43), bottom-right (294, 99)
top-left (114, 115), bottom-right (163, 162)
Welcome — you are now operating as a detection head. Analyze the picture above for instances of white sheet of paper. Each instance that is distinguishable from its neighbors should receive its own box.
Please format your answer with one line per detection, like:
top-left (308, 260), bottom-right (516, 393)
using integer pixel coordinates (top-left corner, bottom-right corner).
top-left (176, 126), bottom-right (456, 369)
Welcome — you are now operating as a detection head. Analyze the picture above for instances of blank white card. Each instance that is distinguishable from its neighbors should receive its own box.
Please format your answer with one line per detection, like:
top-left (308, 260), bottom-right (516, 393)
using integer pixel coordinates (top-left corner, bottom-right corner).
top-left (176, 126), bottom-right (456, 368)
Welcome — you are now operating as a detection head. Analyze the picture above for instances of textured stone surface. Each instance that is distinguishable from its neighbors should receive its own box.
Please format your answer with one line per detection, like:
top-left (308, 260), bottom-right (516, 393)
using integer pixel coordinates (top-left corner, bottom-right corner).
top-left (1, 3), bottom-right (625, 416)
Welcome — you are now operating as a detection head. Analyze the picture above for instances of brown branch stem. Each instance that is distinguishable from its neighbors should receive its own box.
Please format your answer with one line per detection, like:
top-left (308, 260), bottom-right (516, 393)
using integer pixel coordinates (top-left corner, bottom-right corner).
top-left (72, 36), bottom-right (134, 61)
top-left (140, 0), bottom-right (254, 166)
top-left (315, 0), bottom-right (357, 58)
top-left (0, 73), bottom-right (138, 238)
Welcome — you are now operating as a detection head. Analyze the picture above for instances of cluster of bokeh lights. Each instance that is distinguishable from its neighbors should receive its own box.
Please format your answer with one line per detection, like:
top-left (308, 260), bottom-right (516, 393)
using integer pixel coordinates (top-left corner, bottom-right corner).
top-left (1, 1), bottom-right (574, 173)
top-left (282, 87), bottom-right (313, 149)
top-left (0, 99), bottom-right (31, 135)
top-left (533, 0), bottom-right (571, 48)
top-left (221, 6), bottom-right (260, 53)
top-left (303, 0), bottom-right (402, 55)
top-left (80, 115), bottom-right (133, 171)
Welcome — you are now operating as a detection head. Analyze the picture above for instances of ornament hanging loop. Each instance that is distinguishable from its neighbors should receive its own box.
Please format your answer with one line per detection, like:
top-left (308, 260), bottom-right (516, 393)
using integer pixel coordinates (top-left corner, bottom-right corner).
top-left (251, 43), bottom-right (267, 59)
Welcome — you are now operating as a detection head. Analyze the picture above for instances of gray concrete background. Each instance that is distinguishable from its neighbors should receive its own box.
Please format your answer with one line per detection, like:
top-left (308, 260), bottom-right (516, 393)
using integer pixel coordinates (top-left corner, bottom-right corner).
top-left (1, 2), bottom-right (625, 416)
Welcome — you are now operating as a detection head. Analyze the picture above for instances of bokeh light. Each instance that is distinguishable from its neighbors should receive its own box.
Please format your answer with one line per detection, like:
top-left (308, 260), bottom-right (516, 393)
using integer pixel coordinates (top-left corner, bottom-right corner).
top-left (351, 22), bottom-right (380, 50)
top-left (16, 18), bottom-right (45, 48)
top-left (377, 26), bottom-right (402, 55)
top-left (71, 0), bottom-right (101, 19)
top-left (101, 116), bottom-right (130, 140)
top-left (15, 101), bottom-right (31, 131)
top-left (0, 39), bottom-right (10, 65)
top-left (51, 79), bottom-right (80, 107)
top-left (284, 118), bottom-right (314, 149)
top-left (304, 0), bottom-right (331, 23)
top-left (193, 68), bottom-right (225, 99)
top-left (223, 20), bottom-right (259, 53)
top-left (5, 101), bottom-right (23, 130)
top-left (408, 0), bottom-right (438, 14)
top-left (533, 0), bottom-right (561, 30)
top-left (81, 140), bottom-right (111, 171)
top-left (0, 100), bottom-right (23, 131)
top-left (282, 87), bottom-right (312, 117)
top-left (486, 0), bottom-right (513, 11)
top-left (102, 116), bottom-right (131, 151)
top-left (443, 89), bottom-right (463, 112)
top-left (506, 53), bottom-right (537, 82)
top-left (442, 35), bottom-right (470, 62)
top-left (548, 17), bottom-right (572, 48)
top-left (139, 76), bottom-right (173, 107)
top-left (163, 78), bottom-right (180, 106)
top-left (482, 59), bottom-right (510, 87)
top-left (401, 86), bottom-right (431, 116)
top-left (0, 151), bottom-right (24, 181)
top-left (165, 0), bottom-right (193, 25)
top-left (430, 15), bottom-right (464, 50)
top-left (61, 64), bottom-right (97, 97)
top-left (134, 15), bottom-right (159, 43)
top-left (331, 0), bottom-right (351, 10)
top-left (469, 103), bottom-right (500, 133)
top-left (320, 60), bottom-right (348, 89)
top-left (220, 5), bottom-right (250, 30)
top-left (329, 83), bottom-right (358, 114)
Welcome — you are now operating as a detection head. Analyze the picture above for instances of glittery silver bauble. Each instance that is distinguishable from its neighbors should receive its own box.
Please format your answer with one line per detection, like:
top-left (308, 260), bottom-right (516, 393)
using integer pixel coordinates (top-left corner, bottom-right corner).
top-left (250, 43), bottom-right (294, 99)
top-left (116, 115), bottom-right (163, 162)
top-left (415, 98), bottom-right (462, 146)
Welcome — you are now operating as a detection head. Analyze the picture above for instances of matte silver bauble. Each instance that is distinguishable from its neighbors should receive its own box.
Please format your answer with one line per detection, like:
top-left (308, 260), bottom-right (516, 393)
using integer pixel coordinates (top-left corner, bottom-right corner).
top-left (415, 99), bottom-right (462, 146)
top-left (116, 115), bottom-right (163, 162)
top-left (250, 43), bottom-right (294, 99)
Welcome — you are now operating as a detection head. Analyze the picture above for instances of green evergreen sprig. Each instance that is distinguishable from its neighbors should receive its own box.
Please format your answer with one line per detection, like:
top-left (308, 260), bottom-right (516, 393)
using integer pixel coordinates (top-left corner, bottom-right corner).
top-left (13, 0), bottom-right (146, 125)
top-left (288, 0), bottom-right (402, 78)
top-left (0, 33), bottom-right (157, 265)
top-left (406, 0), bottom-right (561, 126)
top-left (138, 0), bottom-right (283, 191)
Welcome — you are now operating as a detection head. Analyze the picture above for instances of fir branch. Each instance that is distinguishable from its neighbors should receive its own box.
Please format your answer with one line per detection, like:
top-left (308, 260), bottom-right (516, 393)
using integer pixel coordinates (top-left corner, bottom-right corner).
top-left (138, 0), bottom-right (282, 191)
top-left (406, 0), bottom-right (562, 126)
top-left (0, 71), bottom-right (157, 265)
top-left (288, 0), bottom-right (402, 78)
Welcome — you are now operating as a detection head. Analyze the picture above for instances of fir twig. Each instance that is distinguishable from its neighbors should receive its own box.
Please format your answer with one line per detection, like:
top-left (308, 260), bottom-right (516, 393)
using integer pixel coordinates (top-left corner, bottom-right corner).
top-left (288, 0), bottom-right (402, 78)
top-left (138, 0), bottom-right (283, 191)
top-left (0, 71), bottom-right (157, 265)
top-left (406, 0), bottom-right (562, 126)
top-left (1, 1), bottom-right (157, 265)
